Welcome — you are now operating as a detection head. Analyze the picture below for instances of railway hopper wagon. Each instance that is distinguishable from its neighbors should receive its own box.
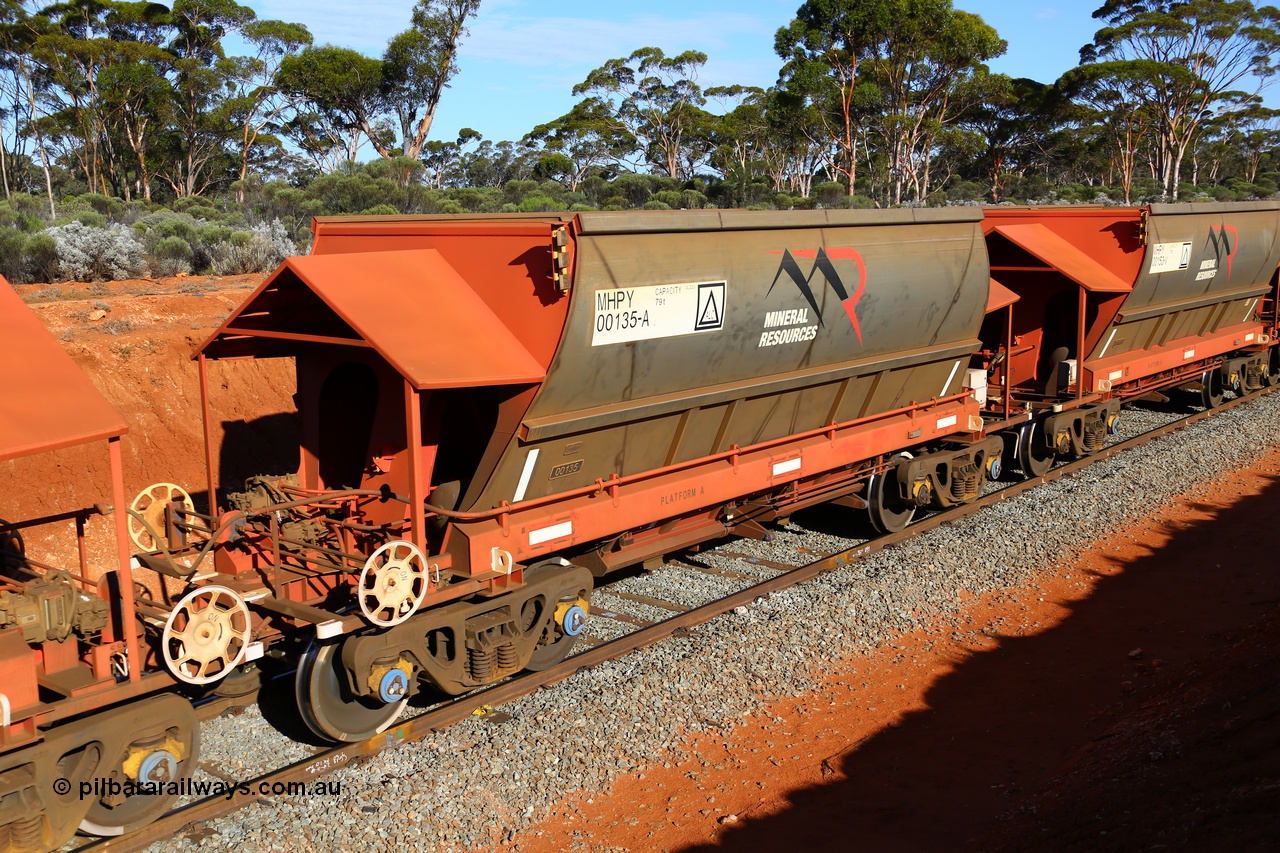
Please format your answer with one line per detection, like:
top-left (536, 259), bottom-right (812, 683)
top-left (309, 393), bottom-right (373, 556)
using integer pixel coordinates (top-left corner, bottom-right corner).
top-left (0, 278), bottom-right (199, 853)
top-left (977, 203), bottom-right (1280, 477)
top-left (142, 209), bottom-right (1007, 742)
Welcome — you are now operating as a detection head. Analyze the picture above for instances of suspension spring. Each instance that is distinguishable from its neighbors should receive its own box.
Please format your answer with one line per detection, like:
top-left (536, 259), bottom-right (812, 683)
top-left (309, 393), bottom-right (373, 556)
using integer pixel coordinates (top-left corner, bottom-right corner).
top-left (952, 464), bottom-right (979, 500)
top-left (467, 646), bottom-right (495, 681)
top-left (1084, 419), bottom-right (1106, 451)
top-left (11, 814), bottom-right (44, 853)
top-left (496, 642), bottom-right (517, 671)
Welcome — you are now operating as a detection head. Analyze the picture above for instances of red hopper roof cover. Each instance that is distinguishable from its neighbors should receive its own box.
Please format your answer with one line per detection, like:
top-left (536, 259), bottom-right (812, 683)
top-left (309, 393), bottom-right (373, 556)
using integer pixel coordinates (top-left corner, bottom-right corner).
top-left (198, 249), bottom-right (546, 389)
top-left (0, 277), bottom-right (127, 461)
top-left (992, 223), bottom-right (1133, 292)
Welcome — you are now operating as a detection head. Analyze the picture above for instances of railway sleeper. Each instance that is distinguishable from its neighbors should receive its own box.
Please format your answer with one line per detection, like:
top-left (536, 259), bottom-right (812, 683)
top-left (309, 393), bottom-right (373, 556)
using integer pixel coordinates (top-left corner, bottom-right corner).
top-left (339, 562), bottom-right (592, 698)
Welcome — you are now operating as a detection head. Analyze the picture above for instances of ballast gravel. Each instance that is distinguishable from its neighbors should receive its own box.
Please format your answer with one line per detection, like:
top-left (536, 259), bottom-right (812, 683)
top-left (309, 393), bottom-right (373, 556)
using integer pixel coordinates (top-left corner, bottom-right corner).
top-left (146, 391), bottom-right (1280, 853)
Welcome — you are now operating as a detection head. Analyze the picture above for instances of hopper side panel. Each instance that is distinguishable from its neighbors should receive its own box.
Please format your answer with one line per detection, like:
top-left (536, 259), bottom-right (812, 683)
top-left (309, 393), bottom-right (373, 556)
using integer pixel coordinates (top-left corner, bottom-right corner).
top-left (467, 220), bottom-right (988, 509)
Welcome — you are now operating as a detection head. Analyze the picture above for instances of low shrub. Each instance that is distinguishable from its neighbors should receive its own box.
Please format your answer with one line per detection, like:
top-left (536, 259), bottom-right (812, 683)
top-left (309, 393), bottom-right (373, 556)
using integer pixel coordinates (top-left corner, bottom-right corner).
top-left (45, 221), bottom-right (147, 281)
top-left (23, 233), bottom-right (59, 283)
top-left (150, 236), bottom-right (194, 277)
top-left (0, 228), bottom-right (24, 282)
top-left (517, 195), bottom-right (558, 212)
top-left (206, 220), bottom-right (294, 275)
top-left (21, 286), bottom-right (61, 302)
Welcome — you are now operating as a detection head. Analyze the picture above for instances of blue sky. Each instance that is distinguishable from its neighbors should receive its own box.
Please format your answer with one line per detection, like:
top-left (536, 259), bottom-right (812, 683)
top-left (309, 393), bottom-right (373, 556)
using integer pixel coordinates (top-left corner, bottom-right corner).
top-left (242, 1), bottom-right (1267, 144)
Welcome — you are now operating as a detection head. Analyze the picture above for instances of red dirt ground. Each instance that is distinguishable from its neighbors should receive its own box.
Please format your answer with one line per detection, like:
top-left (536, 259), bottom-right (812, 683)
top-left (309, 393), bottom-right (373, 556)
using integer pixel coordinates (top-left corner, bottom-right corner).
top-left (511, 450), bottom-right (1280, 852)
top-left (1, 274), bottom-right (297, 578)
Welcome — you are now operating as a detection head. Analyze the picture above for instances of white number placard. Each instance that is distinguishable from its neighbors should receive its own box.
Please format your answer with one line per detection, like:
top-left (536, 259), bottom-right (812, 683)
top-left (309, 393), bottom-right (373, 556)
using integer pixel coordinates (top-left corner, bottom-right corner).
top-left (591, 281), bottom-right (726, 346)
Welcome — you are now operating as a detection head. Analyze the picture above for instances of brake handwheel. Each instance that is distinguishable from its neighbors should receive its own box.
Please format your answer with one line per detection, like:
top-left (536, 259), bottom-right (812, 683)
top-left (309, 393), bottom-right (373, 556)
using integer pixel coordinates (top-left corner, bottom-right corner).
top-left (162, 585), bottom-right (251, 684)
top-left (357, 540), bottom-right (429, 627)
top-left (128, 482), bottom-right (195, 551)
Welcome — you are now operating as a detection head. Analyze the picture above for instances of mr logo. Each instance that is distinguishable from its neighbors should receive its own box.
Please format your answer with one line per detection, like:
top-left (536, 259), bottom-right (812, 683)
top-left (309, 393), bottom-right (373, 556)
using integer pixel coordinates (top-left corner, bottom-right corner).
top-left (767, 247), bottom-right (867, 343)
top-left (1206, 224), bottom-right (1238, 282)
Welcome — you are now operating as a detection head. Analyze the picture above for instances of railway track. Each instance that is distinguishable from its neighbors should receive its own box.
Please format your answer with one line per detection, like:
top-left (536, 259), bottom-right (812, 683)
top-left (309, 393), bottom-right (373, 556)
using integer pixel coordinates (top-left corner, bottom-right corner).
top-left (81, 385), bottom-right (1278, 852)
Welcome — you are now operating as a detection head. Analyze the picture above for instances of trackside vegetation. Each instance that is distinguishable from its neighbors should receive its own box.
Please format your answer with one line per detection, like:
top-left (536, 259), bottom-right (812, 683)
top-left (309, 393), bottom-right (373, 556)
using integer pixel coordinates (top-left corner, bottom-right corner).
top-left (2, 0), bottom-right (1279, 282)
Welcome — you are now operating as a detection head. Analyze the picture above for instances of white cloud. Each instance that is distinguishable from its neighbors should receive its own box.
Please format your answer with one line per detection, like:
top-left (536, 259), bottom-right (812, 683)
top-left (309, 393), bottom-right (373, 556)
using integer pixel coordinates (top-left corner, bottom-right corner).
top-left (245, 1), bottom-right (777, 65)
top-left (461, 11), bottom-right (772, 67)
top-left (247, 0), bottom-right (416, 53)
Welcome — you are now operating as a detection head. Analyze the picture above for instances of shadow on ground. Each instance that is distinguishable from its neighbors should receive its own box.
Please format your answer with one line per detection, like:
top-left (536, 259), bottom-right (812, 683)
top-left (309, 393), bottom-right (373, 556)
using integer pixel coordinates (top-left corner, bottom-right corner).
top-left (684, 472), bottom-right (1280, 852)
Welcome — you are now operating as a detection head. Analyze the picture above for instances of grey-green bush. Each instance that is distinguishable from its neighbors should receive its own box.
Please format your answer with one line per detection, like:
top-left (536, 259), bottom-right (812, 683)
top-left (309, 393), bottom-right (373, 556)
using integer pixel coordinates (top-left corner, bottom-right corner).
top-left (0, 228), bottom-right (24, 282)
top-left (206, 220), bottom-right (296, 276)
top-left (23, 233), bottom-right (58, 283)
top-left (45, 222), bottom-right (147, 281)
top-left (150, 236), bottom-right (194, 277)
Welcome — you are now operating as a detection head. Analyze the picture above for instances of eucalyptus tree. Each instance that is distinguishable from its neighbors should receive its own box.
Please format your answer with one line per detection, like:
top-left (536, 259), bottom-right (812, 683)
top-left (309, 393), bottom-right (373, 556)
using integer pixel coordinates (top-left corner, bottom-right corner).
top-left (29, 0), bottom-right (120, 196)
top-left (1187, 112), bottom-right (1237, 187)
top-left (458, 131), bottom-right (536, 187)
top-left (1079, 0), bottom-right (1280, 200)
top-left (277, 45), bottom-right (391, 168)
top-left (0, 0), bottom-right (34, 200)
top-left (756, 86), bottom-right (829, 199)
top-left (702, 85), bottom-right (766, 197)
top-left (97, 37), bottom-right (172, 199)
top-left (573, 47), bottom-right (712, 179)
top-left (382, 0), bottom-right (480, 159)
top-left (524, 97), bottom-right (636, 190)
top-left (1059, 60), bottom-right (1157, 203)
top-left (863, 2), bottom-right (1005, 204)
top-left (161, 0), bottom-right (257, 196)
top-left (1232, 103), bottom-right (1280, 183)
top-left (775, 0), bottom-right (892, 196)
top-left (961, 76), bottom-right (1069, 202)
top-left (419, 136), bottom-right (460, 187)
top-left (225, 18), bottom-right (312, 202)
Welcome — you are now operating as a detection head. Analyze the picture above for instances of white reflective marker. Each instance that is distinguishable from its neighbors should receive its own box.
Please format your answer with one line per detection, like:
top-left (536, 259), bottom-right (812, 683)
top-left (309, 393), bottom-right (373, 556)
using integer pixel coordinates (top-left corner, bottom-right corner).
top-left (1098, 328), bottom-right (1117, 359)
top-left (316, 620), bottom-right (344, 640)
top-left (514, 448), bottom-right (540, 503)
top-left (772, 457), bottom-right (802, 477)
top-left (530, 521), bottom-right (573, 546)
top-left (941, 360), bottom-right (961, 397)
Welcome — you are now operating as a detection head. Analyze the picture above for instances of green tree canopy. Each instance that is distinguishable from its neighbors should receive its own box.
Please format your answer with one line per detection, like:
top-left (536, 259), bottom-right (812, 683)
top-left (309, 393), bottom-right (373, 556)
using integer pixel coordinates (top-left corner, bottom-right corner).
top-left (1078, 0), bottom-right (1280, 199)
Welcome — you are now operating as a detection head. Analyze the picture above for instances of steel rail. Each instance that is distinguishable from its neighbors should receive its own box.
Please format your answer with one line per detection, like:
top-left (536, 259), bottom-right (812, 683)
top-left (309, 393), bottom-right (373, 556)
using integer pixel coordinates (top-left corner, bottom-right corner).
top-left (83, 385), bottom-right (1278, 853)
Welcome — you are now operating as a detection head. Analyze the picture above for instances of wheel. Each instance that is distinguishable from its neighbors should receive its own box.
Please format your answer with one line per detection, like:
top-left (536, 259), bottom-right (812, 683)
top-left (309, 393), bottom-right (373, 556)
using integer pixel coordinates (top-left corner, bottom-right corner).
top-left (296, 638), bottom-right (408, 743)
top-left (0, 520), bottom-right (24, 579)
top-left (1015, 421), bottom-right (1055, 478)
top-left (1265, 346), bottom-right (1280, 387)
top-left (213, 662), bottom-right (262, 699)
top-left (1200, 369), bottom-right (1224, 408)
top-left (523, 565), bottom-right (591, 672)
top-left (162, 585), bottom-right (251, 685)
top-left (866, 453), bottom-right (916, 534)
top-left (357, 540), bottom-right (429, 627)
top-left (77, 700), bottom-right (199, 837)
top-left (128, 482), bottom-right (195, 551)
